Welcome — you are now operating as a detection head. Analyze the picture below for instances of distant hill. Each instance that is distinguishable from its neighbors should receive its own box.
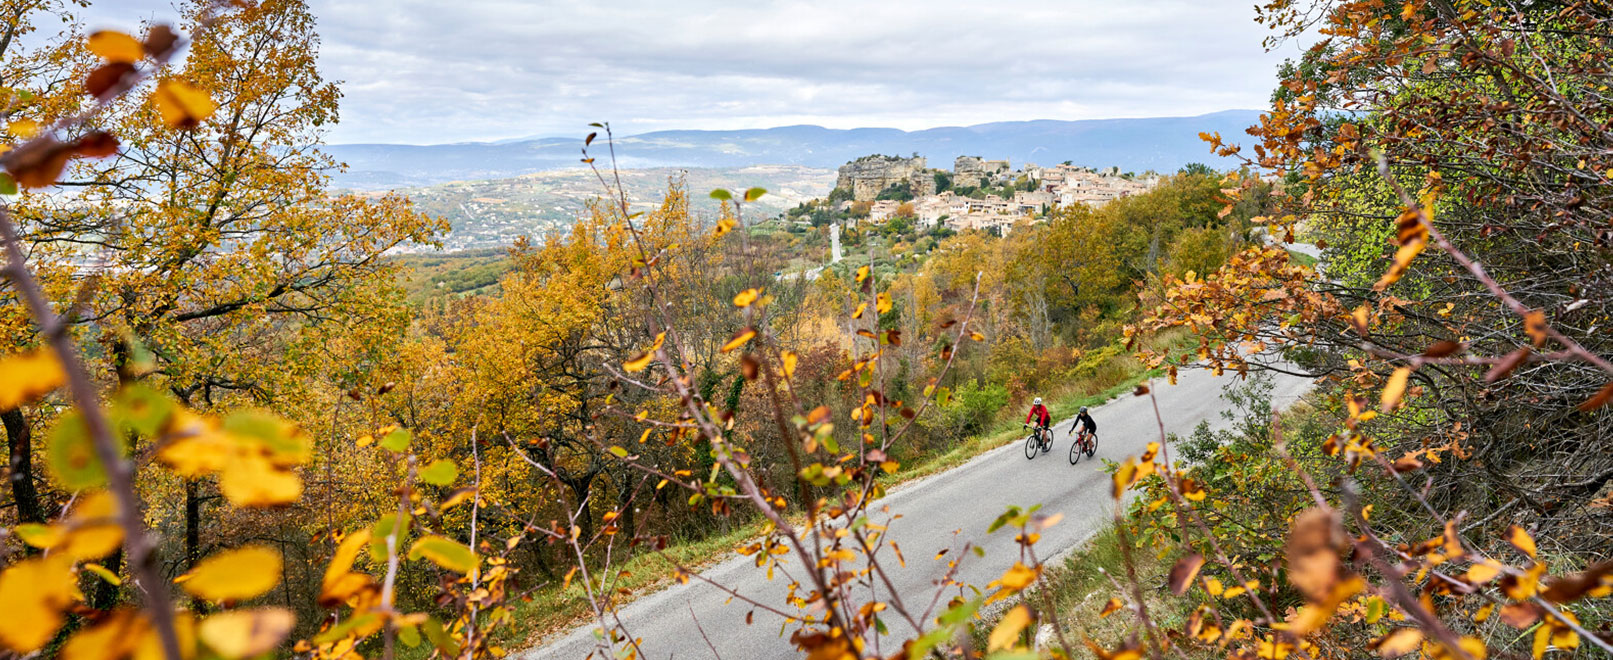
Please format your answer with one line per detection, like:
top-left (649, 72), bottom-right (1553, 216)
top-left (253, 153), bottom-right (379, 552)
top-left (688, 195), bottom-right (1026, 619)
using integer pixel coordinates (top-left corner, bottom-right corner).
top-left (322, 110), bottom-right (1261, 190)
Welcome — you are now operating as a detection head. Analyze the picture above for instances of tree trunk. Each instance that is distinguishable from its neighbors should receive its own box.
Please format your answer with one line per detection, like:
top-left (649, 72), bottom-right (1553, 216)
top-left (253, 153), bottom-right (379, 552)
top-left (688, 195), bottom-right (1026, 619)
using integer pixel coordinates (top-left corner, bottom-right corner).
top-left (185, 479), bottom-right (201, 568)
top-left (564, 475), bottom-right (596, 543)
top-left (3, 407), bottom-right (44, 524)
top-left (89, 548), bottom-right (124, 610)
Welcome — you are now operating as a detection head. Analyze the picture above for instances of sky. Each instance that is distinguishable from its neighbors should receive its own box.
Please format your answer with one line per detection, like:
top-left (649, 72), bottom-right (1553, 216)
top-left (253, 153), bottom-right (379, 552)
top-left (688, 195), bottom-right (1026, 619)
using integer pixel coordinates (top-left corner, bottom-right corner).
top-left (80, 1), bottom-right (1308, 146)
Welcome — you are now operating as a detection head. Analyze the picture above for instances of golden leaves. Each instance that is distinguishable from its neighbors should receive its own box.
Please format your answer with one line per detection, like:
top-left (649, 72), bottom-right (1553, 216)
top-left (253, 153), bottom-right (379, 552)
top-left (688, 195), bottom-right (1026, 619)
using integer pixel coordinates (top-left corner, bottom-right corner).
top-left (1373, 628), bottom-right (1423, 658)
top-left (1374, 207), bottom-right (1428, 291)
top-left (153, 80), bottom-right (216, 130)
top-left (732, 288), bottom-right (762, 307)
top-left (623, 332), bottom-right (665, 372)
top-left (1112, 457), bottom-right (1138, 499)
top-left (0, 348), bottom-right (65, 409)
top-left (59, 608), bottom-right (195, 660)
top-left (986, 562), bottom-right (1041, 603)
top-left (781, 350), bottom-right (798, 379)
top-left (622, 352), bottom-right (654, 373)
top-left (217, 449), bottom-right (302, 507)
top-left (1465, 560), bottom-right (1503, 585)
top-left (720, 327), bottom-right (756, 353)
top-left (987, 604), bottom-right (1031, 651)
top-left (181, 546), bottom-right (282, 603)
top-left (58, 491), bottom-right (123, 560)
top-left (1507, 525), bottom-right (1538, 559)
top-left (158, 409), bottom-right (308, 507)
top-left (408, 536), bottom-right (477, 573)
top-left (198, 608), bottom-right (294, 660)
top-left (0, 554), bottom-right (79, 652)
top-left (88, 31), bottom-right (145, 63)
top-left (319, 529), bottom-right (375, 607)
top-left (1381, 366), bottom-right (1412, 412)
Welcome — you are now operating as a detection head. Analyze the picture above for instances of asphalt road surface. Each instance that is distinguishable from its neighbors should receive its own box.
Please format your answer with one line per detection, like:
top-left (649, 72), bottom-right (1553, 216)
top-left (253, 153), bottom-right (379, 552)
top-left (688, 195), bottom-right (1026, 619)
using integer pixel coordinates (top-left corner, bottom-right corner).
top-left (522, 367), bottom-right (1312, 659)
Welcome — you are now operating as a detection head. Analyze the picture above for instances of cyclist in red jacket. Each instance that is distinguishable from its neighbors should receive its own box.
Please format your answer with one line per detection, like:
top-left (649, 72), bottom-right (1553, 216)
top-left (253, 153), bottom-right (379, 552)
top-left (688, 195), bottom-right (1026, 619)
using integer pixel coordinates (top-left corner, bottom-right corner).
top-left (1023, 397), bottom-right (1052, 451)
top-left (1024, 397), bottom-right (1051, 428)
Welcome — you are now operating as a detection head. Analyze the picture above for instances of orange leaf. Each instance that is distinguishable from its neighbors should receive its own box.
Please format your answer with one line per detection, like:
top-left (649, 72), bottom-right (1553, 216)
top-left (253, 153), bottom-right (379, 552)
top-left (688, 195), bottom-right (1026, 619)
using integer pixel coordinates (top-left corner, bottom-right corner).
top-left (720, 328), bottom-right (756, 353)
top-left (1507, 525), bottom-right (1537, 558)
top-left (1523, 310), bottom-right (1548, 346)
top-left (1577, 382), bottom-right (1613, 412)
top-left (152, 80), bottom-right (215, 130)
top-left (1168, 554), bottom-right (1205, 596)
top-left (87, 31), bottom-right (144, 63)
top-left (1380, 366), bottom-right (1412, 412)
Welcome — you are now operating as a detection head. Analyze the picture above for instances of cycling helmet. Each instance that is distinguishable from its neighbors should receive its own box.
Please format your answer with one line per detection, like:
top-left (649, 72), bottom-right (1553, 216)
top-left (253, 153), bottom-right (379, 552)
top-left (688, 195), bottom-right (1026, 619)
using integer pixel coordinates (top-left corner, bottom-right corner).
top-left (1033, 397), bottom-right (1042, 406)
top-left (1079, 406), bottom-right (1088, 413)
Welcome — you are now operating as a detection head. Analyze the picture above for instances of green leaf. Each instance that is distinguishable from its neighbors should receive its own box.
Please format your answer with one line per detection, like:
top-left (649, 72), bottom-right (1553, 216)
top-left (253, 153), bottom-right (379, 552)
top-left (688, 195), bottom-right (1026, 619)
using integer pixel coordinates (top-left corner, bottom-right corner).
top-left (313, 612), bottom-right (380, 645)
top-left (397, 624), bottom-right (421, 648)
top-left (379, 427), bottom-right (411, 452)
top-left (743, 187), bottom-right (766, 202)
top-left (13, 523), bottom-right (58, 548)
top-left (223, 409), bottom-right (307, 463)
top-left (607, 446), bottom-right (628, 458)
top-left (937, 597), bottom-right (982, 625)
top-left (422, 617), bottom-right (460, 656)
top-left (709, 188), bottom-right (733, 201)
top-left (48, 412), bottom-right (110, 490)
top-left (111, 384), bottom-right (174, 438)
top-left (408, 535), bottom-right (477, 573)
top-left (368, 512), bottom-right (412, 562)
top-left (0, 173), bottom-right (17, 195)
top-left (419, 459), bottom-right (458, 486)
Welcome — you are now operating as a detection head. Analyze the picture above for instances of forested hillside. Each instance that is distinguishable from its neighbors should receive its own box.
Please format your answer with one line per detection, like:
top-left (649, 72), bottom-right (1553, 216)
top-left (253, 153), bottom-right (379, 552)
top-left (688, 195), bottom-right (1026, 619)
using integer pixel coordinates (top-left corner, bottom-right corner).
top-left (2, 1), bottom-right (1611, 660)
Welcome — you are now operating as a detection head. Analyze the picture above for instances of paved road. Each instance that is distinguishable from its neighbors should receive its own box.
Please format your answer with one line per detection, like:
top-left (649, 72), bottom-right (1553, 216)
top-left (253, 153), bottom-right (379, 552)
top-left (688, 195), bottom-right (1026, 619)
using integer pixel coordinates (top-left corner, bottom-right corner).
top-left (522, 367), bottom-right (1311, 659)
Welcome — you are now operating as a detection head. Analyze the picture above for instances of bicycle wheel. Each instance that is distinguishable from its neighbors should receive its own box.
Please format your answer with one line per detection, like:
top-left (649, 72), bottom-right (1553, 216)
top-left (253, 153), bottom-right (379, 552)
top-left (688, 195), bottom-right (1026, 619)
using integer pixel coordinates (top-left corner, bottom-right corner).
top-left (1086, 432), bottom-right (1097, 457)
top-left (1068, 434), bottom-right (1081, 464)
top-left (1024, 432), bottom-right (1039, 459)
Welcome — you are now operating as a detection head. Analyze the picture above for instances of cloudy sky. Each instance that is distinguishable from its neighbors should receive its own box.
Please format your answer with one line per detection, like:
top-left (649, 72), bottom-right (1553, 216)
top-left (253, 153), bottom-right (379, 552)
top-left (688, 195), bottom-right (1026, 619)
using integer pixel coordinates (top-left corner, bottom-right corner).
top-left (84, 1), bottom-right (1306, 145)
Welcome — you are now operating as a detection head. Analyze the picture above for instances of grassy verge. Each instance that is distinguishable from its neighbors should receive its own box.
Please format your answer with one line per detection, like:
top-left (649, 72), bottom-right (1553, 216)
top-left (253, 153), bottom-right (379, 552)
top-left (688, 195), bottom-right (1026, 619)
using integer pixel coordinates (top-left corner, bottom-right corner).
top-left (501, 332), bottom-right (1188, 652)
top-left (969, 523), bottom-right (1198, 657)
top-left (474, 521), bottom-right (768, 655)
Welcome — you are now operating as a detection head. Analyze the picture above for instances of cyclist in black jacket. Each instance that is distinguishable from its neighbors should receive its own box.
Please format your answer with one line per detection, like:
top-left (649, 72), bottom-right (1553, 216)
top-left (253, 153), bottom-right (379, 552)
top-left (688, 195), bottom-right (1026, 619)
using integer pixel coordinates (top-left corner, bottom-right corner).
top-left (1070, 406), bottom-right (1097, 438)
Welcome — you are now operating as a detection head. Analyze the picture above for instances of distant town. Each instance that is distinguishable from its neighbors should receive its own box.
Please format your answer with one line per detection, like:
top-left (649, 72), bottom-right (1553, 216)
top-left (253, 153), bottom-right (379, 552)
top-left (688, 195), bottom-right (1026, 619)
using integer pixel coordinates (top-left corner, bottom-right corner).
top-left (788, 154), bottom-right (1158, 237)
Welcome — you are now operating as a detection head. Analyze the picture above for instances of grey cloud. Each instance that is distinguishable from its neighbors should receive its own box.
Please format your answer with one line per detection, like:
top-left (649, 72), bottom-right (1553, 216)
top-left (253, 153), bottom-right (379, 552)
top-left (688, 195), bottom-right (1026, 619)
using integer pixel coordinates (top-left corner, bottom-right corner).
top-left (82, 0), bottom-right (1305, 144)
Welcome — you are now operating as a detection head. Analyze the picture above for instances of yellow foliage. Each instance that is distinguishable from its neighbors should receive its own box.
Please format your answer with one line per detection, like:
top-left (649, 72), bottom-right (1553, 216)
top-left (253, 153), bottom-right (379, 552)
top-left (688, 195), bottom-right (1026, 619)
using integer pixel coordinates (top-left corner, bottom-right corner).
top-left (0, 554), bottom-right (80, 652)
top-left (181, 546), bottom-right (282, 603)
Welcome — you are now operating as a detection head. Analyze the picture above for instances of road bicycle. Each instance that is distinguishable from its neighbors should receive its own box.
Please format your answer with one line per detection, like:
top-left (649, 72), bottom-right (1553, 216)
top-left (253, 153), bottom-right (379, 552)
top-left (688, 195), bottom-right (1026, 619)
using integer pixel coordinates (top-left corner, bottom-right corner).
top-left (1068, 428), bottom-right (1097, 464)
top-left (1023, 424), bottom-right (1053, 459)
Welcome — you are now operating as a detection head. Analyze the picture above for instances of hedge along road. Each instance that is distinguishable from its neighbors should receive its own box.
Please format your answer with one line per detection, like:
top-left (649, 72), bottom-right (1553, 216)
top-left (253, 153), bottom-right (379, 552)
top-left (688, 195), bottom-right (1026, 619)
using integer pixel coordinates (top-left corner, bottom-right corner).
top-left (521, 366), bottom-right (1313, 659)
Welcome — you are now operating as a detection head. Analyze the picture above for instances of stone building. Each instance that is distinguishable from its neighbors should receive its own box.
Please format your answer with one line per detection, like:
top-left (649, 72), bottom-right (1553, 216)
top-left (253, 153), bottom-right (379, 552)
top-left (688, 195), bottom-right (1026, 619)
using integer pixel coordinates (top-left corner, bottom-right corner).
top-left (836, 155), bottom-right (929, 201)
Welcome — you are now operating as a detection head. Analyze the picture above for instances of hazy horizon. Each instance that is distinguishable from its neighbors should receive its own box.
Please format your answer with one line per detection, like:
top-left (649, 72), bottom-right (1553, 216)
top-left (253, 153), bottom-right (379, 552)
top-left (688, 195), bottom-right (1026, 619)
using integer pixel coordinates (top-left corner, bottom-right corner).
top-left (328, 108), bottom-right (1266, 147)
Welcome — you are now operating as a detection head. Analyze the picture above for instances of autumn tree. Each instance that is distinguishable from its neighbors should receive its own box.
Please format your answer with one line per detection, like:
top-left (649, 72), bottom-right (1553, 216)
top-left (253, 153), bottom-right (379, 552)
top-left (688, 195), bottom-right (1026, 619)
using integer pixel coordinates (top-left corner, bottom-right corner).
top-left (2, 0), bottom-right (440, 613)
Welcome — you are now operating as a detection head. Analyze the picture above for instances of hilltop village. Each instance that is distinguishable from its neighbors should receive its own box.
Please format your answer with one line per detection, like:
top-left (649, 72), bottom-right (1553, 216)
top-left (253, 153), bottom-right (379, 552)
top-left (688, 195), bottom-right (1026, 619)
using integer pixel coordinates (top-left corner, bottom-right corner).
top-left (786, 154), bottom-right (1158, 237)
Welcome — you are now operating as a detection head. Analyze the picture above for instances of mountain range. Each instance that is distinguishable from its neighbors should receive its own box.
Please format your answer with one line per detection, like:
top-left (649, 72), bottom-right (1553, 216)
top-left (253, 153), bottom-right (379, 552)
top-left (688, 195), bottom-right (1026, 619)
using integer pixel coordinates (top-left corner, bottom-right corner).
top-left (321, 110), bottom-right (1262, 189)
